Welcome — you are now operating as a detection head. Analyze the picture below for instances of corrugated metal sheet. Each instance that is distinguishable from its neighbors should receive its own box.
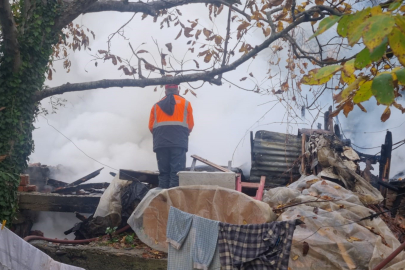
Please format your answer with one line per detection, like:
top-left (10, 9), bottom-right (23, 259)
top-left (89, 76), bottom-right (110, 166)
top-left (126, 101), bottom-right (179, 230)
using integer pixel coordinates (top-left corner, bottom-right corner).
top-left (250, 130), bottom-right (302, 188)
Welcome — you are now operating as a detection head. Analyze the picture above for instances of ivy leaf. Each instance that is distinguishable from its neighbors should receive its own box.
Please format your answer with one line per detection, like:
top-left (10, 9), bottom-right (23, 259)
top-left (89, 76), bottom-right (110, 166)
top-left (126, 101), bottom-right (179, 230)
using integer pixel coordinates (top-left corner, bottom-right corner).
top-left (308, 15), bottom-right (341, 40)
top-left (388, 27), bottom-right (405, 66)
top-left (355, 47), bottom-right (371, 69)
top-left (381, 106), bottom-right (391, 122)
top-left (362, 14), bottom-right (395, 53)
top-left (353, 81), bottom-right (373, 103)
top-left (371, 73), bottom-right (395, 105)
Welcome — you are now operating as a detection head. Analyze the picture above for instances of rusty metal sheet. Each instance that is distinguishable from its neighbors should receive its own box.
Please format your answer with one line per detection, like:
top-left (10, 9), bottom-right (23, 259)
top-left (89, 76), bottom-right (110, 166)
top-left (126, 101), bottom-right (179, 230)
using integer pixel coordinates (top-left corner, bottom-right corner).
top-left (250, 130), bottom-right (302, 187)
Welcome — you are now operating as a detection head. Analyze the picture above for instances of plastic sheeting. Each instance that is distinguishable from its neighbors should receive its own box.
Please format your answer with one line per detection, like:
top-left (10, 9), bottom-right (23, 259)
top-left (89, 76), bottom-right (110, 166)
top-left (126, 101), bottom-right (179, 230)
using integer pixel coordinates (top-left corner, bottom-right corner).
top-left (94, 175), bottom-right (130, 218)
top-left (128, 185), bottom-right (276, 252)
top-left (0, 227), bottom-right (84, 270)
top-left (263, 175), bottom-right (405, 270)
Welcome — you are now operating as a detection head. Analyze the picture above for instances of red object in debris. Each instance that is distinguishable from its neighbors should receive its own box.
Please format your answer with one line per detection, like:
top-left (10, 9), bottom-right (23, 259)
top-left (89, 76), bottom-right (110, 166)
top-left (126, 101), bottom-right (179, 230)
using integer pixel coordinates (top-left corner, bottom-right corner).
top-left (19, 174), bottom-right (30, 186)
top-left (18, 185), bottom-right (37, 192)
top-left (236, 175), bottom-right (265, 201)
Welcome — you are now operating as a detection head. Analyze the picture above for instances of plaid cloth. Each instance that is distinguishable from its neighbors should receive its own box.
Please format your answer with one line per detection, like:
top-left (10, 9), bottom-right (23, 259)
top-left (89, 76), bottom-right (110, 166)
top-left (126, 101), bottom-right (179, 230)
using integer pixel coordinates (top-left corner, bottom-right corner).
top-left (167, 207), bottom-right (221, 270)
top-left (218, 220), bottom-right (299, 270)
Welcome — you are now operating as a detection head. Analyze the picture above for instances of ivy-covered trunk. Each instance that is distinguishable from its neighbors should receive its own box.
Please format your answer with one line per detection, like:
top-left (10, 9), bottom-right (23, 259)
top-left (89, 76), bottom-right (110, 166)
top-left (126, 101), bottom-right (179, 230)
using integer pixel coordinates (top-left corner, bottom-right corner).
top-left (0, 0), bottom-right (60, 223)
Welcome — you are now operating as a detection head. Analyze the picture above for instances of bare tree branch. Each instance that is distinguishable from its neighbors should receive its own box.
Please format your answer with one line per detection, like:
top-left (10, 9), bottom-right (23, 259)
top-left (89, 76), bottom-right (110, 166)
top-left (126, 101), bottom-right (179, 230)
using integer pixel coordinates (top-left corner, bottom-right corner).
top-left (0, 0), bottom-right (21, 72)
top-left (36, 14), bottom-right (314, 101)
top-left (55, 0), bottom-right (237, 32)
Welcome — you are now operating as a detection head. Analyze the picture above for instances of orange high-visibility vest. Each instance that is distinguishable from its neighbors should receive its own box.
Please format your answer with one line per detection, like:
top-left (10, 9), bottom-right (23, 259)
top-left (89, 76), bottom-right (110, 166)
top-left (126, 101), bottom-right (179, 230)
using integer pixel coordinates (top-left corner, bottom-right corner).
top-left (149, 95), bottom-right (194, 133)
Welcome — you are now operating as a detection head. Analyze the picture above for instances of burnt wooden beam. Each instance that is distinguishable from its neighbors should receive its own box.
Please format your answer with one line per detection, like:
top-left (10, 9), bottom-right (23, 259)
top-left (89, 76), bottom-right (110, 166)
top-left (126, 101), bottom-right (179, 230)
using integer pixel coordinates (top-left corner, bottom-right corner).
top-left (52, 182), bottom-right (110, 194)
top-left (18, 192), bottom-right (100, 213)
top-left (66, 168), bottom-right (104, 188)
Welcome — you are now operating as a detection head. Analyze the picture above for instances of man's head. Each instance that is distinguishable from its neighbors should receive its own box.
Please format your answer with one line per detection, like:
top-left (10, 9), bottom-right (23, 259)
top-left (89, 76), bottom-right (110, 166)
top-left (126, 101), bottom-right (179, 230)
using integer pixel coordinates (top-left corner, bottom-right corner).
top-left (165, 84), bottom-right (179, 96)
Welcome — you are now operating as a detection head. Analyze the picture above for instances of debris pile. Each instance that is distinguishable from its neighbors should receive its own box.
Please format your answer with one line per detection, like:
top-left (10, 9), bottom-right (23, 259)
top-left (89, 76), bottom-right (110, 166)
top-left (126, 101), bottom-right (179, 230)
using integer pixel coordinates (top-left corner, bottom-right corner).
top-left (263, 175), bottom-right (405, 270)
top-left (302, 131), bottom-right (383, 204)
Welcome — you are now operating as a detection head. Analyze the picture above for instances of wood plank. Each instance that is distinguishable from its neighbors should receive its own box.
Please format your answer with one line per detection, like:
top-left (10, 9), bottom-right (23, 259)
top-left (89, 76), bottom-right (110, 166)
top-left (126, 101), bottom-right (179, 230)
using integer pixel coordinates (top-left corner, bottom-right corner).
top-left (190, 155), bottom-right (231, 172)
top-left (18, 192), bottom-right (100, 213)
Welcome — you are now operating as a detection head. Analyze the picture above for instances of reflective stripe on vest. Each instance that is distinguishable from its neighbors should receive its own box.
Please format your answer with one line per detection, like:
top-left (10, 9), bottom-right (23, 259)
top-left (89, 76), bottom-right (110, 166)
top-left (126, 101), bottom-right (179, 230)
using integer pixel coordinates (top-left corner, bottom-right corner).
top-left (153, 100), bottom-right (189, 129)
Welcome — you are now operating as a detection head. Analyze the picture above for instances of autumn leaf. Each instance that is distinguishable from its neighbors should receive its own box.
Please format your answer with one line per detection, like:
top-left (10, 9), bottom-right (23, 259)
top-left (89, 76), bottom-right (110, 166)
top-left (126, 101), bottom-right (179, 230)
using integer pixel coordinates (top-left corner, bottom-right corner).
top-left (215, 35), bottom-right (223, 45)
top-left (48, 69), bottom-right (53, 80)
top-left (190, 89), bottom-right (197, 97)
top-left (154, 87), bottom-right (157, 92)
top-left (195, 29), bottom-right (202, 40)
top-left (203, 28), bottom-right (212, 38)
top-left (262, 27), bottom-right (271, 37)
top-left (165, 43), bottom-right (173, 52)
top-left (388, 27), bottom-right (405, 66)
top-left (240, 77), bottom-right (247, 81)
top-left (362, 14), bottom-right (395, 53)
top-left (193, 60), bottom-right (200, 68)
top-left (237, 21), bottom-right (250, 31)
top-left (184, 27), bottom-right (194, 37)
top-left (175, 29), bottom-right (182, 40)
top-left (137, 50), bottom-right (148, 54)
top-left (249, 72), bottom-right (254, 77)
top-left (292, 255), bottom-right (299, 261)
top-left (343, 101), bottom-right (354, 117)
top-left (381, 106), bottom-right (391, 122)
top-left (277, 21), bottom-right (284, 32)
top-left (204, 52), bottom-right (212, 63)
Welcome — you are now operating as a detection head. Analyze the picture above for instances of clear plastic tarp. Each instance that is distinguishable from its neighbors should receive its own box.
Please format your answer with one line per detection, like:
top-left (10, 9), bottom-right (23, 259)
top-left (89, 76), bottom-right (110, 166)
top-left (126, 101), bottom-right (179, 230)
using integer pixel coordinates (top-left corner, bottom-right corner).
top-left (128, 185), bottom-right (276, 252)
top-left (263, 175), bottom-right (405, 270)
top-left (0, 227), bottom-right (84, 270)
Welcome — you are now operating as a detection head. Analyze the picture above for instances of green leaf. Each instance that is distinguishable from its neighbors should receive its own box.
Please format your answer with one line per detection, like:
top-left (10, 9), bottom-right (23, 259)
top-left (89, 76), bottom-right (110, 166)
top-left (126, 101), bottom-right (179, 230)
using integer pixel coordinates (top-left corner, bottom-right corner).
top-left (362, 14), bottom-right (395, 53)
top-left (353, 81), bottom-right (373, 103)
top-left (371, 73), bottom-right (395, 105)
top-left (342, 76), bottom-right (367, 98)
top-left (308, 16), bottom-right (341, 40)
top-left (389, 1), bottom-right (402, 10)
top-left (394, 68), bottom-right (405, 84)
top-left (388, 27), bottom-right (405, 66)
top-left (370, 37), bottom-right (388, 62)
top-left (337, 15), bottom-right (352, 37)
top-left (355, 47), bottom-right (371, 69)
top-left (347, 8), bottom-right (370, 46)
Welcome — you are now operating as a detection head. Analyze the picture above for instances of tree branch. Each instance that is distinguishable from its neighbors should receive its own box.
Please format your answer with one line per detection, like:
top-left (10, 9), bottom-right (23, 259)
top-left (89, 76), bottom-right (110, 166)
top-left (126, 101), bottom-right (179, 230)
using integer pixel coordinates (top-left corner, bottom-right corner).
top-left (55, 0), bottom-right (230, 32)
top-left (0, 0), bottom-right (21, 72)
top-left (36, 14), bottom-right (311, 101)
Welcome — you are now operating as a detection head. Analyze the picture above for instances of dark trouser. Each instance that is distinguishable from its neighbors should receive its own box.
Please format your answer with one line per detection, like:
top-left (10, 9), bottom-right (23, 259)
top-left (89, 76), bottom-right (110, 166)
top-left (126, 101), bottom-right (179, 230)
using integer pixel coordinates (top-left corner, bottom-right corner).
top-left (156, 147), bottom-right (186, 189)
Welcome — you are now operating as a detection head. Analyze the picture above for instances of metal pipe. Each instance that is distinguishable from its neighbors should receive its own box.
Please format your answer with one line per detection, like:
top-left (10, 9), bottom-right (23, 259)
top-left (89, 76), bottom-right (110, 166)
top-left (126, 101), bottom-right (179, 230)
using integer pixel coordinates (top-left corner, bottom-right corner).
top-left (372, 241), bottom-right (405, 270)
top-left (24, 224), bottom-right (131, 244)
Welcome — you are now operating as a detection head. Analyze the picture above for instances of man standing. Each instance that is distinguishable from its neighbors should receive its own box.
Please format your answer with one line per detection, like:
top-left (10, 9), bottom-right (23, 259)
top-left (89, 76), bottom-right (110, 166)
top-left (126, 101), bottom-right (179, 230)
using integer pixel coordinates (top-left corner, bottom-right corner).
top-left (149, 84), bottom-right (194, 188)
